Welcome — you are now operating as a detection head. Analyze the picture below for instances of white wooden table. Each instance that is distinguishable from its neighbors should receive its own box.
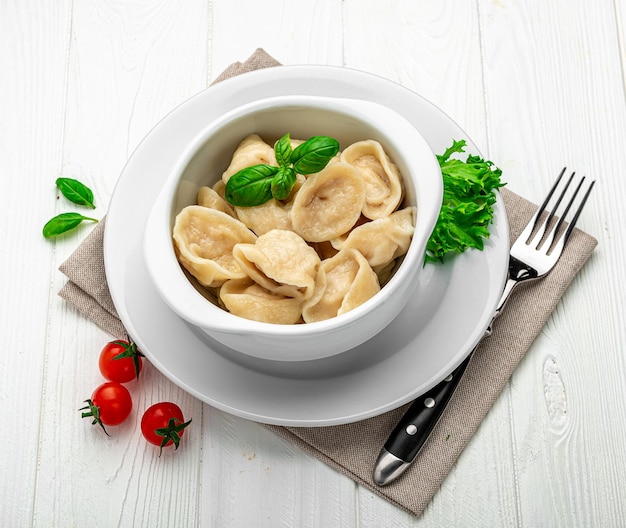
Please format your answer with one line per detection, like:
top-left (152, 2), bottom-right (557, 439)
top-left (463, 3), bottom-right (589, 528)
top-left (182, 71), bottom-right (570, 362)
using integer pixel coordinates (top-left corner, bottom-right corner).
top-left (2, 1), bottom-right (625, 526)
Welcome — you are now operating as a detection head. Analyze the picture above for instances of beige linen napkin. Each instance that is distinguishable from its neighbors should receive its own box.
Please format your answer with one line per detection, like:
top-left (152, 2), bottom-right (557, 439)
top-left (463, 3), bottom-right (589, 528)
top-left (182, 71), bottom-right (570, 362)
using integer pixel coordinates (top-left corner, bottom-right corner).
top-left (58, 49), bottom-right (598, 517)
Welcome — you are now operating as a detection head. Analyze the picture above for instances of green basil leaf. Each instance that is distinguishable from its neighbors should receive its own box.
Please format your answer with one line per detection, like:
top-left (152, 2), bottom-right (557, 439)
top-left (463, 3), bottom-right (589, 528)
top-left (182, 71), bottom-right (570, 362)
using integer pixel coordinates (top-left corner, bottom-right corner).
top-left (291, 136), bottom-right (339, 175)
top-left (271, 167), bottom-right (297, 201)
top-left (224, 164), bottom-right (279, 206)
top-left (274, 133), bottom-right (293, 168)
top-left (56, 177), bottom-right (96, 208)
top-left (42, 212), bottom-right (98, 238)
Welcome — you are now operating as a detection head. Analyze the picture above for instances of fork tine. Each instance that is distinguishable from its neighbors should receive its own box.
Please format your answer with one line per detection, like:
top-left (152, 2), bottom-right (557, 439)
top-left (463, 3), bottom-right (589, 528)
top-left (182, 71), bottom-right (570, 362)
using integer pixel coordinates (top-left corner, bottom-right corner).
top-left (562, 178), bottom-right (595, 244)
top-left (545, 175), bottom-right (584, 249)
top-left (543, 172), bottom-right (595, 255)
top-left (528, 169), bottom-right (575, 249)
top-left (518, 167), bottom-right (567, 246)
top-left (535, 171), bottom-right (578, 250)
top-left (529, 167), bottom-right (567, 230)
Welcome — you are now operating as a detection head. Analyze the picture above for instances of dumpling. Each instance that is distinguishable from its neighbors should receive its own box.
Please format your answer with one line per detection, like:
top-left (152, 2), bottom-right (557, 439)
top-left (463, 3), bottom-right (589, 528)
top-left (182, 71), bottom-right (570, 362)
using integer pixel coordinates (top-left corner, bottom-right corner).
top-left (302, 248), bottom-right (380, 323)
top-left (172, 205), bottom-right (256, 288)
top-left (331, 207), bottom-right (415, 268)
top-left (341, 140), bottom-right (404, 219)
top-left (197, 186), bottom-right (236, 217)
top-left (234, 199), bottom-right (293, 236)
top-left (232, 229), bottom-right (320, 300)
top-left (233, 172), bottom-right (307, 235)
top-left (222, 134), bottom-right (275, 183)
top-left (290, 161), bottom-right (366, 242)
top-left (212, 179), bottom-right (227, 199)
top-left (219, 278), bottom-right (303, 324)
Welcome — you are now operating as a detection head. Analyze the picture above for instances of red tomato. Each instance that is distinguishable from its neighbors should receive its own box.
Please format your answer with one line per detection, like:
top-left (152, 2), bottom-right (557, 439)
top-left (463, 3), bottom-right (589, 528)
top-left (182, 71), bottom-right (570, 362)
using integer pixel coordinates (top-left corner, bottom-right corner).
top-left (80, 382), bottom-right (133, 435)
top-left (141, 402), bottom-right (192, 454)
top-left (98, 340), bottom-right (144, 383)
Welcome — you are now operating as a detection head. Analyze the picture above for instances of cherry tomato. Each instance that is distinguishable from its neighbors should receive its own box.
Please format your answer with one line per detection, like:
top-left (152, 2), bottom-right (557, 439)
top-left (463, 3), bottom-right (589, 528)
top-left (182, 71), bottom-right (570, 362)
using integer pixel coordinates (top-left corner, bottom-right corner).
top-left (141, 402), bottom-right (192, 454)
top-left (80, 382), bottom-right (133, 435)
top-left (98, 340), bottom-right (144, 383)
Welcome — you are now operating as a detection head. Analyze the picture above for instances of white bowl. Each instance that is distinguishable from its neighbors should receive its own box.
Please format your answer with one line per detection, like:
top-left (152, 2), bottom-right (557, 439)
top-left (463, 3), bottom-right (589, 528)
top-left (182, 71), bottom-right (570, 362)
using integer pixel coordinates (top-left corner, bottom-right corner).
top-left (143, 95), bottom-right (442, 361)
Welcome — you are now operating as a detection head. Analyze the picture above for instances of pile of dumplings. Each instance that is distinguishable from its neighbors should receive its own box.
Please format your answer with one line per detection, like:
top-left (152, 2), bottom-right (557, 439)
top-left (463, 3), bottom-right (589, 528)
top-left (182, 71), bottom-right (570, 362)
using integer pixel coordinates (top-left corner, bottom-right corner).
top-left (172, 134), bottom-right (416, 325)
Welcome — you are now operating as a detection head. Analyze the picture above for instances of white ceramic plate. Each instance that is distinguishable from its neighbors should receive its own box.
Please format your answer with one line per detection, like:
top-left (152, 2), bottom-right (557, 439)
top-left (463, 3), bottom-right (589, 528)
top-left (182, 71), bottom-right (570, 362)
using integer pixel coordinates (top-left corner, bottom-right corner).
top-left (104, 65), bottom-right (509, 426)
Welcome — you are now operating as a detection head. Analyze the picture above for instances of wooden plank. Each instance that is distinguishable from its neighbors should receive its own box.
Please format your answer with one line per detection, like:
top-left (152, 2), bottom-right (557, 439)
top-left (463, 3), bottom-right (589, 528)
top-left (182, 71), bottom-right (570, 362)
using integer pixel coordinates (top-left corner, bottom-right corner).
top-left (32, 1), bottom-right (209, 525)
top-left (202, 410), bottom-right (357, 527)
top-left (210, 0), bottom-right (344, 76)
top-left (343, 0), bottom-right (489, 150)
top-left (0, 2), bottom-right (73, 526)
top-left (479, 0), bottom-right (626, 526)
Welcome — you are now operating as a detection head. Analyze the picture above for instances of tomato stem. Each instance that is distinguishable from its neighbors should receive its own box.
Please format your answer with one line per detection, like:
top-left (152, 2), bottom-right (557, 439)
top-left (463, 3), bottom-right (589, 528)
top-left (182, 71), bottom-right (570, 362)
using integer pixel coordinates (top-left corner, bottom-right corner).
top-left (111, 339), bottom-right (145, 379)
top-left (79, 399), bottom-right (110, 436)
top-left (155, 417), bottom-right (192, 456)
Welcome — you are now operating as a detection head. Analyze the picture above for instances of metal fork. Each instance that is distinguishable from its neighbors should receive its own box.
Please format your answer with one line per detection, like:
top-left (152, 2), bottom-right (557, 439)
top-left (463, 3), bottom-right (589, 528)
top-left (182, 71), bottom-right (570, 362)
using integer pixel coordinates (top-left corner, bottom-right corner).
top-left (373, 168), bottom-right (595, 486)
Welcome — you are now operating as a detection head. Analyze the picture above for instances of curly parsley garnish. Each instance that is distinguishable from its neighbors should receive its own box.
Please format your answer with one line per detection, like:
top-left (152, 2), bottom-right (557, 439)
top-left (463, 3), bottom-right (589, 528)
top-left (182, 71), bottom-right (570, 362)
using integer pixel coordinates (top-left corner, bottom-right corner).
top-left (425, 139), bottom-right (505, 264)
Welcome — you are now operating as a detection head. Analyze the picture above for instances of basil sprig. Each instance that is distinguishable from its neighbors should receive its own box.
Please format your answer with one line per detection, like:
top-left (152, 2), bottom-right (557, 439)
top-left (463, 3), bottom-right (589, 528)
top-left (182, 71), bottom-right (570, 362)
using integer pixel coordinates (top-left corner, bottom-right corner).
top-left (43, 212), bottom-right (98, 238)
top-left (56, 177), bottom-right (96, 208)
top-left (225, 134), bottom-right (339, 207)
